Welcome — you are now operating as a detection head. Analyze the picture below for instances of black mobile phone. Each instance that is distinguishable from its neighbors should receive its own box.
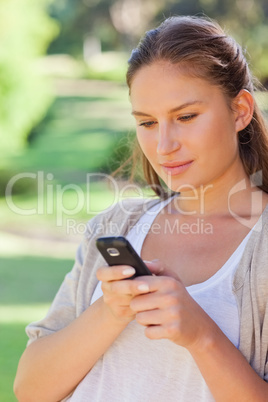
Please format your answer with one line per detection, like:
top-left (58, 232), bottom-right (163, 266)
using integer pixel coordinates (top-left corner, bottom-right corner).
top-left (96, 236), bottom-right (152, 278)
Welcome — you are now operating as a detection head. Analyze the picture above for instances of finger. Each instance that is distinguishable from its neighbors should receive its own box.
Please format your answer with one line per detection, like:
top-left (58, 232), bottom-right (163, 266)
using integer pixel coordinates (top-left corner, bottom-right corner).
top-left (133, 275), bottom-right (181, 296)
top-left (130, 288), bottom-right (181, 314)
top-left (144, 260), bottom-right (164, 275)
top-left (103, 275), bottom-right (181, 299)
top-left (144, 321), bottom-right (183, 341)
top-left (135, 305), bottom-right (181, 328)
top-left (102, 275), bottom-right (159, 296)
top-left (130, 293), bottom-right (160, 312)
top-left (97, 265), bottom-right (136, 282)
top-left (103, 277), bottom-right (151, 297)
top-left (135, 309), bottom-right (162, 326)
top-left (145, 260), bottom-right (184, 282)
top-left (144, 325), bottom-right (167, 340)
top-left (101, 281), bottom-right (134, 300)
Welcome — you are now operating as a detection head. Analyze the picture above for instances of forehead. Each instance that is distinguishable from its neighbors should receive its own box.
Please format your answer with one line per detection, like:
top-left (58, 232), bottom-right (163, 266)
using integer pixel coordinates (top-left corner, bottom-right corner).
top-left (130, 61), bottom-right (227, 112)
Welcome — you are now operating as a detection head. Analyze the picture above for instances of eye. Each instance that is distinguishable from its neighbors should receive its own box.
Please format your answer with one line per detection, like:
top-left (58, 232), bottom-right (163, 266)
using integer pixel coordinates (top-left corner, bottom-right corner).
top-left (178, 114), bottom-right (198, 122)
top-left (139, 121), bottom-right (157, 128)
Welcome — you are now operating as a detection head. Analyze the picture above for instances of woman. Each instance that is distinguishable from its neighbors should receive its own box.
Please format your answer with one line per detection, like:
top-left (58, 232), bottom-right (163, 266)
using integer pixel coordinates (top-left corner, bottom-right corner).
top-left (14, 15), bottom-right (268, 401)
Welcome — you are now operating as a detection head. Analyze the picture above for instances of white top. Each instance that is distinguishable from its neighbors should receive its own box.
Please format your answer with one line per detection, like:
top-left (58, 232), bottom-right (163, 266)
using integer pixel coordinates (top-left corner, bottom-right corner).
top-left (69, 198), bottom-right (254, 401)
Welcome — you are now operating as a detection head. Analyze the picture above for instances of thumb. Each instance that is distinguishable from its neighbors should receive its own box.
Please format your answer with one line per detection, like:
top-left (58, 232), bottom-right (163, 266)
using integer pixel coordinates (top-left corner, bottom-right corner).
top-left (144, 259), bottom-right (164, 276)
top-left (144, 259), bottom-right (183, 282)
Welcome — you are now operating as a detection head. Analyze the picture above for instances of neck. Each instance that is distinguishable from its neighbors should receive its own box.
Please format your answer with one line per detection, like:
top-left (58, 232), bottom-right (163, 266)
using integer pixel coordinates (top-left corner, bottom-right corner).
top-left (172, 165), bottom-right (263, 219)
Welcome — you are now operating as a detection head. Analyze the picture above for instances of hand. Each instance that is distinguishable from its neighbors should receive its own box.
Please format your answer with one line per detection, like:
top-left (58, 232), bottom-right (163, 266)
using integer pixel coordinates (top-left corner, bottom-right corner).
top-left (130, 261), bottom-right (216, 350)
top-left (96, 265), bottom-right (151, 324)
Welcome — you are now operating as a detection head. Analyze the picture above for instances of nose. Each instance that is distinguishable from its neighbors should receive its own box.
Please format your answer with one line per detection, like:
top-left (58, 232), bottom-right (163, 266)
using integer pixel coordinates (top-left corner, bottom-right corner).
top-left (157, 122), bottom-right (181, 155)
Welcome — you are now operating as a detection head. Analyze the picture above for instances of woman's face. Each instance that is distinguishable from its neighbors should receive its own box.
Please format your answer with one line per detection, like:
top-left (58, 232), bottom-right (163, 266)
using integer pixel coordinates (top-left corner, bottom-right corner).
top-left (130, 61), bottom-right (243, 193)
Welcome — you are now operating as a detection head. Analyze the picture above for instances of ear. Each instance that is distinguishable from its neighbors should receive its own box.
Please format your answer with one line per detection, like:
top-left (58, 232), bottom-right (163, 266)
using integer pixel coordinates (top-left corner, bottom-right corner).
top-left (233, 89), bottom-right (254, 133)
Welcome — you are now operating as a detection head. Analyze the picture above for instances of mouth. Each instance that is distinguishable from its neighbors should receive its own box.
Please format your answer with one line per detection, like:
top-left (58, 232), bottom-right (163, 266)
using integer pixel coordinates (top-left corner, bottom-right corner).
top-left (160, 160), bottom-right (193, 176)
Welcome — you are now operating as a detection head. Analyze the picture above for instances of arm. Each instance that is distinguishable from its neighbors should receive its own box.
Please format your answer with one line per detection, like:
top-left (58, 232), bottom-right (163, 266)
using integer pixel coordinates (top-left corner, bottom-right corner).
top-left (14, 297), bottom-right (129, 402)
top-left (14, 265), bottom-right (138, 402)
top-left (188, 326), bottom-right (268, 402)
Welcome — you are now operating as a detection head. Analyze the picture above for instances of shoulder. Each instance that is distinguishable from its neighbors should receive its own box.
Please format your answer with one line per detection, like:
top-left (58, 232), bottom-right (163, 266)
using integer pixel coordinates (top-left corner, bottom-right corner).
top-left (234, 204), bottom-right (268, 287)
top-left (234, 204), bottom-right (268, 297)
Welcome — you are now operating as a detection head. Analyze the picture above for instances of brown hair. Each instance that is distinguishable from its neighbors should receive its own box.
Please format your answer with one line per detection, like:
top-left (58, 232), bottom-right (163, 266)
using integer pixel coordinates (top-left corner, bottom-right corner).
top-left (126, 15), bottom-right (268, 196)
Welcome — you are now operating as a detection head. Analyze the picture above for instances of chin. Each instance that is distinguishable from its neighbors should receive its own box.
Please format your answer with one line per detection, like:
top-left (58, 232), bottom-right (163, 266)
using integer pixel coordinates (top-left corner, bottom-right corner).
top-left (161, 176), bottom-right (196, 193)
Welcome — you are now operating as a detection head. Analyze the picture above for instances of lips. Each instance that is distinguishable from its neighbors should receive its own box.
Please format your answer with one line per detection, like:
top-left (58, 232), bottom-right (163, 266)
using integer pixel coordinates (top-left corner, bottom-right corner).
top-left (160, 160), bottom-right (193, 176)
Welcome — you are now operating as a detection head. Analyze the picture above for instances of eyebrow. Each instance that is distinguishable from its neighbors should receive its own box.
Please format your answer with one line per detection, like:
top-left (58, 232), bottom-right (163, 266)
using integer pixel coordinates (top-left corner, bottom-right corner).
top-left (131, 101), bottom-right (204, 117)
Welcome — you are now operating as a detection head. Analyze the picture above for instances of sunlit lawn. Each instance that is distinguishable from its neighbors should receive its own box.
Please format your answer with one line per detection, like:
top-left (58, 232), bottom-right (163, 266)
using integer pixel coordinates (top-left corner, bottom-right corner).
top-left (0, 80), bottom-right (138, 236)
top-left (1, 87), bottom-right (133, 180)
top-left (0, 255), bottom-right (74, 401)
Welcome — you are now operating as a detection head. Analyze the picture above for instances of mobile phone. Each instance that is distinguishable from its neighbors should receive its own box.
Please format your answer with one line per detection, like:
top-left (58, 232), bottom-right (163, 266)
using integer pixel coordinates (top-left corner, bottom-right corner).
top-left (96, 236), bottom-right (152, 278)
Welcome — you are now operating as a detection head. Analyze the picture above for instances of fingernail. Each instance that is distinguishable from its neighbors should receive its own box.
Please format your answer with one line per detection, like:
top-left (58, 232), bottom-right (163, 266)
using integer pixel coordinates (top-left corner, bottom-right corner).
top-left (137, 284), bottom-right (150, 292)
top-left (122, 267), bottom-right (136, 276)
top-left (144, 259), bottom-right (159, 264)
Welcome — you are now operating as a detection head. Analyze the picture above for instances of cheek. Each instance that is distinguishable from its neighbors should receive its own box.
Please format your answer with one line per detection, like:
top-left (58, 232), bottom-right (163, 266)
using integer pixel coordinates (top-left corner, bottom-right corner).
top-left (196, 119), bottom-right (238, 168)
top-left (137, 132), bottom-right (157, 160)
top-left (202, 110), bottom-right (236, 145)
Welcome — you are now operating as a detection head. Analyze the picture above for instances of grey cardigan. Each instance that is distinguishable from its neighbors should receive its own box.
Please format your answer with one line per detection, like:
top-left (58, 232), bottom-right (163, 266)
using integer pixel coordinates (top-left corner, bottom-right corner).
top-left (27, 198), bottom-right (268, 382)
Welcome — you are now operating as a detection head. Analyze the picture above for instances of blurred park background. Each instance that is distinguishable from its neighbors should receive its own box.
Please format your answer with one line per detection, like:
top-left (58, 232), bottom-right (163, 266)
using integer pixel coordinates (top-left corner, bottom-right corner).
top-left (1, 0), bottom-right (268, 400)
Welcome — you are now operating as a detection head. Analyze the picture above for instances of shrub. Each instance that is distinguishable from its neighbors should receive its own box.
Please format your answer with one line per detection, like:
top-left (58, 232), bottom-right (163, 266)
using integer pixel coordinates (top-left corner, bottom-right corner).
top-left (0, 0), bottom-right (58, 155)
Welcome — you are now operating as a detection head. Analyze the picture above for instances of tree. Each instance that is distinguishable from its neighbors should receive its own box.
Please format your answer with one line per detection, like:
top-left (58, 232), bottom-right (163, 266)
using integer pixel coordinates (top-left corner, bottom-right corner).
top-left (0, 0), bottom-right (58, 156)
top-left (155, 0), bottom-right (268, 81)
top-left (47, 0), bottom-right (268, 82)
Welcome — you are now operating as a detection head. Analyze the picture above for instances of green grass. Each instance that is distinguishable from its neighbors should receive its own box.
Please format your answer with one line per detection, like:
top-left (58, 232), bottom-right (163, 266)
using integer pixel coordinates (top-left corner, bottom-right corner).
top-left (0, 79), bottom-right (138, 241)
top-left (0, 255), bottom-right (73, 401)
top-left (0, 324), bottom-right (28, 402)
top-left (0, 255), bottom-right (73, 304)
top-left (0, 179), bottom-right (143, 245)
top-left (1, 91), bottom-right (133, 177)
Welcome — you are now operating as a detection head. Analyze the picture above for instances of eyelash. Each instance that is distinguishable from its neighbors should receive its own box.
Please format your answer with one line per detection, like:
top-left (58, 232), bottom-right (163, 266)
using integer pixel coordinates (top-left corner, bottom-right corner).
top-left (179, 114), bottom-right (197, 122)
top-left (139, 121), bottom-right (156, 128)
top-left (139, 114), bottom-right (198, 128)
